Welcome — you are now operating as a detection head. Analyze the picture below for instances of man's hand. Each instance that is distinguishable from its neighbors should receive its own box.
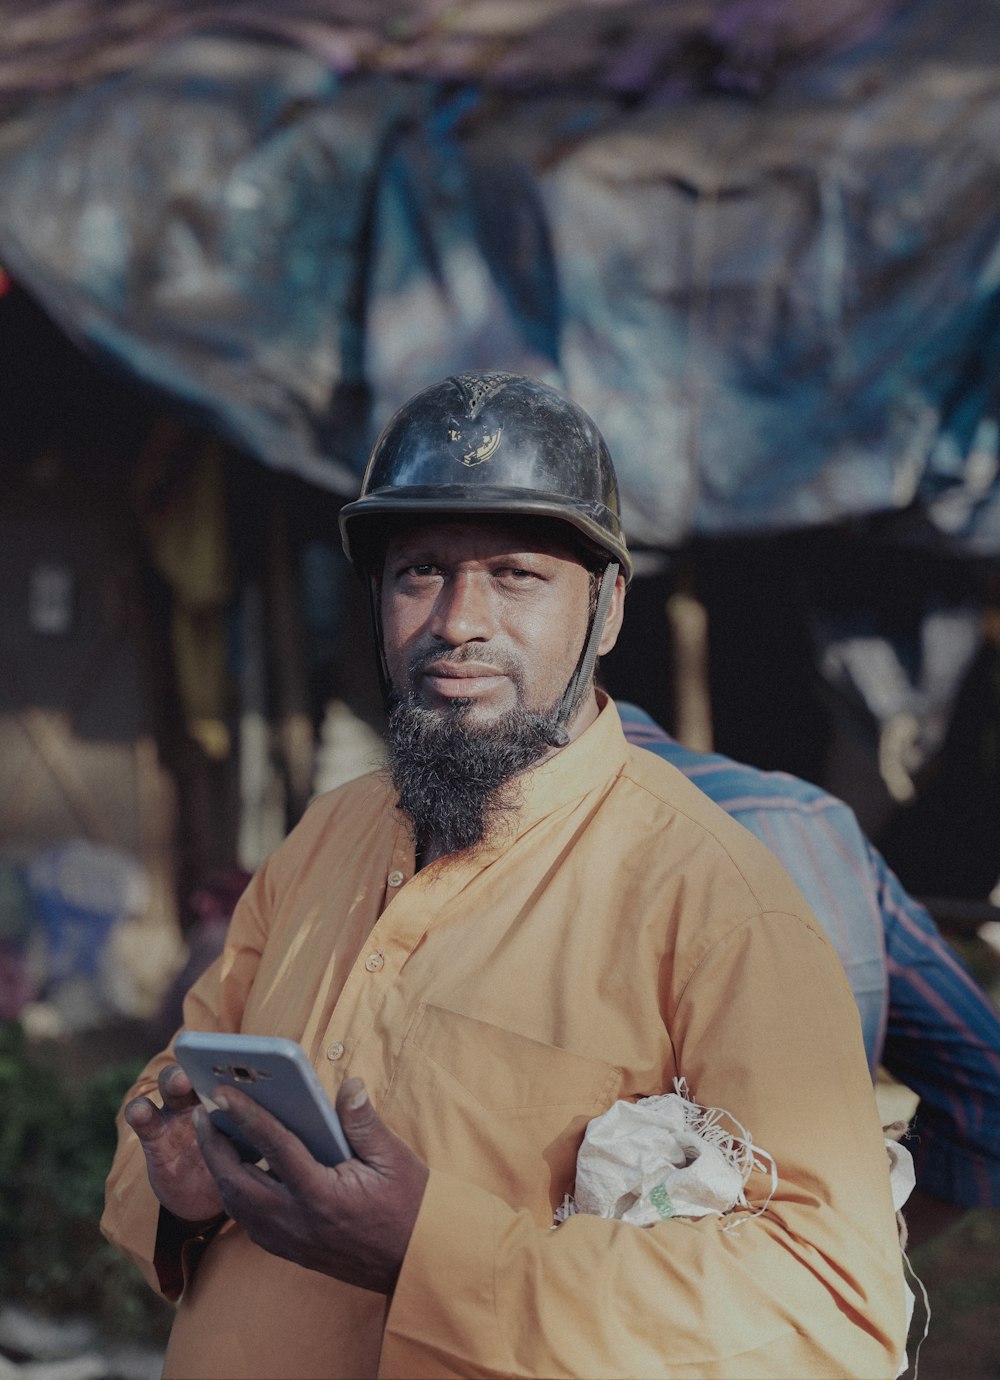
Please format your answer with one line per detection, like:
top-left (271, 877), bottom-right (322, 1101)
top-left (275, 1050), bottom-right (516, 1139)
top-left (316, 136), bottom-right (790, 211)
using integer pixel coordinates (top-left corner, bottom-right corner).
top-left (124, 1064), bottom-right (226, 1227)
top-left (192, 1076), bottom-right (429, 1294)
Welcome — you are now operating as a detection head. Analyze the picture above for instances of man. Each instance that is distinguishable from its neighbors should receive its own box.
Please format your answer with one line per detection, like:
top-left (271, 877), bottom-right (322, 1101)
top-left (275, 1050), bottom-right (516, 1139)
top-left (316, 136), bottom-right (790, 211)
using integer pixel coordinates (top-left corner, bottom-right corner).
top-left (618, 702), bottom-right (1000, 1247)
top-left (141, 708), bottom-right (1000, 1249)
top-left (103, 371), bottom-right (906, 1378)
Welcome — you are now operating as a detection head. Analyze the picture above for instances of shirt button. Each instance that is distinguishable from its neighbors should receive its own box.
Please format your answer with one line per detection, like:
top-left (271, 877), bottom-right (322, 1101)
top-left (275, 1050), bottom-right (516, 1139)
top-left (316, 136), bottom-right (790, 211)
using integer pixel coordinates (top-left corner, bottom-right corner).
top-left (387, 870), bottom-right (404, 888)
top-left (364, 951), bottom-right (385, 973)
top-left (326, 1040), bottom-right (345, 1061)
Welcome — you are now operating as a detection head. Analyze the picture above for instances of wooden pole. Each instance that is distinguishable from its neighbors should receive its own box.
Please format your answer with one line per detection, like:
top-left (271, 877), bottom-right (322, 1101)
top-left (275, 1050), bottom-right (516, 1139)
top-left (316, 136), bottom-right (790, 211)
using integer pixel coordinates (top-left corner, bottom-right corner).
top-left (666, 564), bottom-right (713, 753)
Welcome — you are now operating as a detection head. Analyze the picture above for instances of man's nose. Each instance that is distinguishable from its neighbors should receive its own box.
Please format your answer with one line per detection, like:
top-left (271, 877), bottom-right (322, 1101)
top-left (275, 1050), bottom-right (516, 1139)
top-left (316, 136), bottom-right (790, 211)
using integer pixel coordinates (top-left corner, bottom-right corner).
top-left (429, 572), bottom-right (496, 645)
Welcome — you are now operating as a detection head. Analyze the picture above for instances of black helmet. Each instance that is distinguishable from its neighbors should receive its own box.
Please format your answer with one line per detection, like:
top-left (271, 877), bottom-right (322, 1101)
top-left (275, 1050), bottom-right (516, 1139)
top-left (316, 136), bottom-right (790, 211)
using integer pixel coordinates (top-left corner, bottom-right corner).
top-left (339, 371), bottom-right (632, 582)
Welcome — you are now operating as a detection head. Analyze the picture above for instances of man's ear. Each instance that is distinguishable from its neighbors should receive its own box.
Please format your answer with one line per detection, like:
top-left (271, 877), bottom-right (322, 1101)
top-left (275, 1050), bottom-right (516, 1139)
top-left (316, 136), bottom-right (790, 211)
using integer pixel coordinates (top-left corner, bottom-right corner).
top-left (597, 571), bottom-right (627, 657)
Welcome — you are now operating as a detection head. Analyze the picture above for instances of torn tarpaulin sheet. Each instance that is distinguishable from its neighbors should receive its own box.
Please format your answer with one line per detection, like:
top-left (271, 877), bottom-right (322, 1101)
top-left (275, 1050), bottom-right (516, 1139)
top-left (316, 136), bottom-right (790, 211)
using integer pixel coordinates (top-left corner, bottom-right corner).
top-left (1, 0), bottom-right (1000, 551)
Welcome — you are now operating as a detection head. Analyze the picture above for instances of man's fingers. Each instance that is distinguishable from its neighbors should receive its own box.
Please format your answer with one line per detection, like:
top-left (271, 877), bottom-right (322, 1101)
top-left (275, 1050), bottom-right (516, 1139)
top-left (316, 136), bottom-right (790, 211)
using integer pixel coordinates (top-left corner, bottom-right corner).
top-left (192, 1105), bottom-right (280, 1213)
top-left (123, 1094), bottom-right (162, 1141)
top-left (157, 1062), bottom-right (198, 1111)
top-left (206, 1088), bottom-right (322, 1186)
top-left (192, 1104), bottom-right (242, 1169)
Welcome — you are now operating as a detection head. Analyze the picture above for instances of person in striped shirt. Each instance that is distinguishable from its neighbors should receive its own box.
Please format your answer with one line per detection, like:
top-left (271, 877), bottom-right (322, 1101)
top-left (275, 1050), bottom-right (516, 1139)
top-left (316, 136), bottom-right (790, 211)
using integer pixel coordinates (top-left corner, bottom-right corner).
top-left (618, 700), bottom-right (1000, 1247)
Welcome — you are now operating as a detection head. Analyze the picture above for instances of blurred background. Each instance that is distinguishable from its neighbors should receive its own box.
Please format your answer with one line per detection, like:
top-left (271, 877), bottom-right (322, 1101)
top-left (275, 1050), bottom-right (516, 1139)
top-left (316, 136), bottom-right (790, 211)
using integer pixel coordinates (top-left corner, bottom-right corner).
top-left (0, 2), bottom-right (997, 1375)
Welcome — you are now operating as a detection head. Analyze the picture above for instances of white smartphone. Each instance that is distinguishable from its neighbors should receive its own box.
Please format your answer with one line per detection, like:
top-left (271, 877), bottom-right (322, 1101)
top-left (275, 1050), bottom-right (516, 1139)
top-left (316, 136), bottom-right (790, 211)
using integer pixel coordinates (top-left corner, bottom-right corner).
top-left (174, 1031), bottom-right (353, 1167)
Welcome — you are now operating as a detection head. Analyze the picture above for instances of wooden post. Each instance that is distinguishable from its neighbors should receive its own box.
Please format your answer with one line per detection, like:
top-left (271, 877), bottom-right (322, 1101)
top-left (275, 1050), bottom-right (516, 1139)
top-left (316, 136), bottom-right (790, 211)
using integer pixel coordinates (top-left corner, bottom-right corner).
top-left (665, 564), bottom-right (713, 753)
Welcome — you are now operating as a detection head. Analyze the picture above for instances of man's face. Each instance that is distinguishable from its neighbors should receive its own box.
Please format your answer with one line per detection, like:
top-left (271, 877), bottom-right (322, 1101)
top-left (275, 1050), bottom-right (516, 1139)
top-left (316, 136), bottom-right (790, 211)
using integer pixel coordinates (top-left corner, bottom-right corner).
top-left (380, 519), bottom-right (617, 738)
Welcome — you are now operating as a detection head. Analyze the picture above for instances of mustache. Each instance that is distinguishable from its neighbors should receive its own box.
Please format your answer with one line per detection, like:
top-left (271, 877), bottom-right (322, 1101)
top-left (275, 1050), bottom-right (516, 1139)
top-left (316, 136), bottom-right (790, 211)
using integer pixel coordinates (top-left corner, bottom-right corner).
top-left (407, 644), bottom-right (522, 681)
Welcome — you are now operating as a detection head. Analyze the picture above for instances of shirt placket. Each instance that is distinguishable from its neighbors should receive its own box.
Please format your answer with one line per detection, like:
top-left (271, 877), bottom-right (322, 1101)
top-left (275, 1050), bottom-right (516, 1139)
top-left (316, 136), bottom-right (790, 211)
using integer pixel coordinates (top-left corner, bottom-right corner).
top-left (316, 835), bottom-right (482, 1101)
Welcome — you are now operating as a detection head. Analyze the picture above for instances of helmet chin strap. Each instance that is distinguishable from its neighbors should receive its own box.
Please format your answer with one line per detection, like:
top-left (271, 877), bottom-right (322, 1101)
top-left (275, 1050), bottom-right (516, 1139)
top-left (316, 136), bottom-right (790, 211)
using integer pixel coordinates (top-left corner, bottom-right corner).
top-left (551, 561), bottom-right (619, 743)
top-left (368, 573), bottom-right (393, 710)
top-left (369, 560), bottom-right (619, 735)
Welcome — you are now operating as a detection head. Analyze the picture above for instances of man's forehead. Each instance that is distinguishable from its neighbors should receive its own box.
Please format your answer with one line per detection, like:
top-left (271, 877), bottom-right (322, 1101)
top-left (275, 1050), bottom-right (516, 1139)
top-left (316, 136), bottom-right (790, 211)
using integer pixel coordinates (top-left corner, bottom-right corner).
top-left (382, 516), bottom-right (588, 564)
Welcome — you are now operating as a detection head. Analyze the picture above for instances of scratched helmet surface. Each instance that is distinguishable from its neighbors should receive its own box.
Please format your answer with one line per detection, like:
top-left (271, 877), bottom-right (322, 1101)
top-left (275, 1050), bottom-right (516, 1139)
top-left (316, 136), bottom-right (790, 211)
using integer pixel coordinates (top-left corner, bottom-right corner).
top-left (339, 371), bottom-right (632, 581)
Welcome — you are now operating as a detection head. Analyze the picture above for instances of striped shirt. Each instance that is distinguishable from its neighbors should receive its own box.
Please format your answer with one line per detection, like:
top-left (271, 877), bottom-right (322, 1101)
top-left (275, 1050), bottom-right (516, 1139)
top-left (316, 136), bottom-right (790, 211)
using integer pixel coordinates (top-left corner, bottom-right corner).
top-left (619, 701), bottom-right (1000, 1209)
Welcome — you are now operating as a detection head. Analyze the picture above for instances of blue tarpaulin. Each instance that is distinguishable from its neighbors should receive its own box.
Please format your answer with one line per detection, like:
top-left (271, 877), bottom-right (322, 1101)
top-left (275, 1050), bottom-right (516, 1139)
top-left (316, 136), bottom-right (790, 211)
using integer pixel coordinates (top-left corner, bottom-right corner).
top-left (1, 0), bottom-right (999, 552)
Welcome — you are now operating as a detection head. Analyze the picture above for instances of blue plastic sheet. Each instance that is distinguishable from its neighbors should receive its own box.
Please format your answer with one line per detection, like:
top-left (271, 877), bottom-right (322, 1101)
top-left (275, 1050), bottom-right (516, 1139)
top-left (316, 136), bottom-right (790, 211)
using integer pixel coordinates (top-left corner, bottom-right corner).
top-left (0, 0), bottom-right (998, 552)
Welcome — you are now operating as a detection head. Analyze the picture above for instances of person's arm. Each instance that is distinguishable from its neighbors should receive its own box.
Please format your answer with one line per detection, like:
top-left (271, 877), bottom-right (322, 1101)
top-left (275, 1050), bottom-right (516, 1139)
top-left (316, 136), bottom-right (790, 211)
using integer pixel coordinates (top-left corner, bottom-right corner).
top-left (100, 863), bottom-right (271, 1298)
top-left (874, 843), bottom-right (1000, 1223)
top-left (380, 912), bottom-right (907, 1379)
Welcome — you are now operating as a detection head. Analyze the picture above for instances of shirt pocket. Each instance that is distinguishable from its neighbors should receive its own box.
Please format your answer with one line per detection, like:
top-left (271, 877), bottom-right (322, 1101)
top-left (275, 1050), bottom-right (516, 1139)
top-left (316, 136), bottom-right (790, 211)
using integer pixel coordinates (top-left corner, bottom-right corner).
top-left (380, 1002), bottom-right (622, 1219)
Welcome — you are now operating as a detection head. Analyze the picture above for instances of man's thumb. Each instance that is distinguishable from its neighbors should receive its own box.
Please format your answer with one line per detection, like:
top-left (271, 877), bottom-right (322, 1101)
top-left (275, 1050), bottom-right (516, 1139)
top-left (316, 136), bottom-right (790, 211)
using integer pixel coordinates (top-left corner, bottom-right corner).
top-left (336, 1077), bottom-right (384, 1155)
top-left (336, 1076), bottom-right (430, 1207)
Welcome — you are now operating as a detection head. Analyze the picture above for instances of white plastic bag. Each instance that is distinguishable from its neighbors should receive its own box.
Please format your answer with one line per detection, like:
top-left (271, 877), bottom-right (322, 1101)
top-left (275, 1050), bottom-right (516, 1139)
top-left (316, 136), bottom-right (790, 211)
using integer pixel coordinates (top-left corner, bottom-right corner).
top-left (557, 1080), bottom-right (776, 1228)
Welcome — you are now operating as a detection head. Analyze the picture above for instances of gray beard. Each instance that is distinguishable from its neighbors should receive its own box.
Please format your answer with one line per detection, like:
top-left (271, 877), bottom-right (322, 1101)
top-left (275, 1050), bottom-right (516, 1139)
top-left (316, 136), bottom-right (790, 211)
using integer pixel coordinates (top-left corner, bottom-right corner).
top-left (384, 692), bottom-right (568, 859)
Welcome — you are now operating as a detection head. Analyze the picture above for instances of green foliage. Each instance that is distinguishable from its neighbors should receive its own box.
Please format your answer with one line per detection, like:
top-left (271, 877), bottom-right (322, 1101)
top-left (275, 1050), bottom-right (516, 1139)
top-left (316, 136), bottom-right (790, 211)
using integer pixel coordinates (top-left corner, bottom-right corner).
top-left (0, 1021), bottom-right (173, 1343)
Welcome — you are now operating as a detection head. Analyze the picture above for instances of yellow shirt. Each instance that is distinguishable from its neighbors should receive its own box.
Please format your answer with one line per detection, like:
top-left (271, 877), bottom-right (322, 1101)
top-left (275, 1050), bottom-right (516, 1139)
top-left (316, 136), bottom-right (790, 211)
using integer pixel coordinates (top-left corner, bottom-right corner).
top-left (102, 698), bottom-right (906, 1379)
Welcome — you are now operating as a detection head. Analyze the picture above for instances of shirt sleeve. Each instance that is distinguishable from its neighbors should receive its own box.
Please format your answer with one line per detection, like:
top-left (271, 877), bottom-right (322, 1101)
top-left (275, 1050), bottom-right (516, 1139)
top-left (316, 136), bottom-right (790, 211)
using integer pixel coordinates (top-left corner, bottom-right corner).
top-left (381, 912), bottom-right (908, 1379)
top-left (100, 863), bottom-right (271, 1298)
top-left (874, 843), bottom-right (1000, 1208)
